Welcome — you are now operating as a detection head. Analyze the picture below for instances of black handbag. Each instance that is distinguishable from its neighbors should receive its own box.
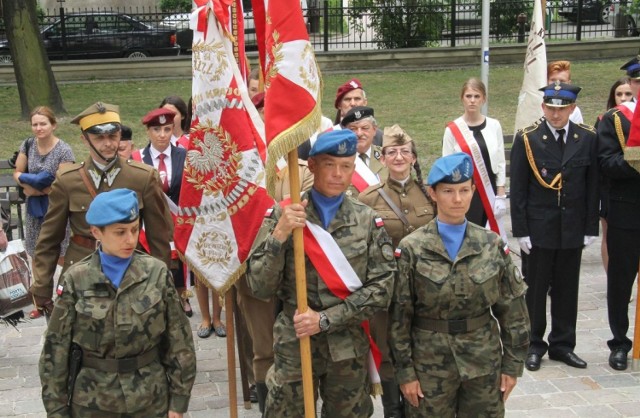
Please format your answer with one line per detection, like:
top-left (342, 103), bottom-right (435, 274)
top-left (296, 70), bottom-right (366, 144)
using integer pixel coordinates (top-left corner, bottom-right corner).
top-left (15, 138), bottom-right (34, 201)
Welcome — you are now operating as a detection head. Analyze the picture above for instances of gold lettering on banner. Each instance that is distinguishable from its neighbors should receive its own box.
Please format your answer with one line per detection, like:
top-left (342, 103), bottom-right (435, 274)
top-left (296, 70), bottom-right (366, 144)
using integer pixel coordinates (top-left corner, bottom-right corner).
top-left (195, 231), bottom-right (233, 266)
top-left (192, 42), bottom-right (228, 81)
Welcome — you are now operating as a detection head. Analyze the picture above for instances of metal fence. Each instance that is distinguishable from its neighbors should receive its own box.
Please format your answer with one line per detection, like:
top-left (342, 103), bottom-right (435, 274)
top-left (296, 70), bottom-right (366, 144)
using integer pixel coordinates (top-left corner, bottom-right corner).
top-left (5, 0), bottom-right (640, 54)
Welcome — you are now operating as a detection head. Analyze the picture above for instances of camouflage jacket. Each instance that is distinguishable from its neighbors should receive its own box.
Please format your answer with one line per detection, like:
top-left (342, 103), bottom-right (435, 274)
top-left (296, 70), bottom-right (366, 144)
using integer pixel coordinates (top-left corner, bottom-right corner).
top-left (246, 191), bottom-right (397, 362)
top-left (39, 251), bottom-right (196, 417)
top-left (389, 220), bottom-right (530, 384)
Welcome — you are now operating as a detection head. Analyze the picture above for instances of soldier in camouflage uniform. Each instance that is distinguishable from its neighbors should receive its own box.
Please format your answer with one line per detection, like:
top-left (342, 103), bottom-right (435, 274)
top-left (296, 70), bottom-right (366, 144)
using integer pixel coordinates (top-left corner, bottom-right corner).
top-left (388, 153), bottom-right (530, 417)
top-left (39, 189), bottom-right (196, 418)
top-left (246, 130), bottom-right (396, 418)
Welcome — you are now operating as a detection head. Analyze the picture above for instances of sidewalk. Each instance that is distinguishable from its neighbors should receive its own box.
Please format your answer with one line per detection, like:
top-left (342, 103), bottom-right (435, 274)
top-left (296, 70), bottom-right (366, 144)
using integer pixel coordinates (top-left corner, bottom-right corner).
top-left (0, 223), bottom-right (638, 417)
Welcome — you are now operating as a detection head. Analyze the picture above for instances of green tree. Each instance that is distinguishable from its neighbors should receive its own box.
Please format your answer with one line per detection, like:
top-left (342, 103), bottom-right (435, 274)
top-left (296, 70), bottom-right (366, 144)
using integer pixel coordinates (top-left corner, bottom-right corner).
top-left (1, 0), bottom-right (65, 118)
top-left (160, 0), bottom-right (192, 12)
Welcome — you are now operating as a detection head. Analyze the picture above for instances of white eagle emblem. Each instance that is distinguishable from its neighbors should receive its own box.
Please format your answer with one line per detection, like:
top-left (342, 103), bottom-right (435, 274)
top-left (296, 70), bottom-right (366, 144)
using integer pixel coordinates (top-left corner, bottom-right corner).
top-left (159, 115), bottom-right (166, 124)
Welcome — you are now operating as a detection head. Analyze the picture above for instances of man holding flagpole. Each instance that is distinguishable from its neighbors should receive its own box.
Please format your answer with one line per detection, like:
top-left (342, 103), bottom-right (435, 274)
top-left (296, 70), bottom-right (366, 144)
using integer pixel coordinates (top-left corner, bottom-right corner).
top-left (247, 130), bottom-right (396, 417)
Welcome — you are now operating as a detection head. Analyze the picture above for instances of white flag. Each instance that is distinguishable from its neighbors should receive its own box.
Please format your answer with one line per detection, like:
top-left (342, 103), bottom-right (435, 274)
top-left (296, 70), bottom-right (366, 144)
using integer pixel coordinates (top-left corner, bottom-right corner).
top-left (514, 0), bottom-right (547, 133)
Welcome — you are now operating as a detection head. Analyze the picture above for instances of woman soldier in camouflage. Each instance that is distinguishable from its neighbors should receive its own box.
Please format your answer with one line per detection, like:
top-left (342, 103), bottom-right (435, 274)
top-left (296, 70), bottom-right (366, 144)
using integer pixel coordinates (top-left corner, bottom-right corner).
top-left (39, 189), bottom-right (196, 417)
top-left (358, 124), bottom-right (434, 418)
top-left (388, 153), bottom-right (530, 417)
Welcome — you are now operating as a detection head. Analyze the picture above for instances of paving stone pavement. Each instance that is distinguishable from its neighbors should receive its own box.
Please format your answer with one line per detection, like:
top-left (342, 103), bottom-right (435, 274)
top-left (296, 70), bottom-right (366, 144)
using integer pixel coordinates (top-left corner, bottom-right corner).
top-left (1, 212), bottom-right (638, 417)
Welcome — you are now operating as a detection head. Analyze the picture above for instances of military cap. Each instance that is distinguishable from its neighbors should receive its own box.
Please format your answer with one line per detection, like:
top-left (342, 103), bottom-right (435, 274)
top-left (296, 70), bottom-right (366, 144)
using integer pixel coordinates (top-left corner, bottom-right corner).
top-left (382, 124), bottom-right (413, 148)
top-left (334, 78), bottom-right (363, 109)
top-left (341, 106), bottom-right (375, 127)
top-left (427, 152), bottom-right (474, 186)
top-left (142, 108), bottom-right (176, 127)
top-left (120, 125), bottom-right (133, 141)
top-left (539, 81), bottom-right (582, 107)
top-left (86, 188), bottom-right (139, 227)
top-left (620, 54), bottom-right (640, 79)
top-left (252, 92), bottom-right (265, 110)
top-left (71, 102), bottom-right (121, 133)
top-left (310, 130), bottom-right (357, 157)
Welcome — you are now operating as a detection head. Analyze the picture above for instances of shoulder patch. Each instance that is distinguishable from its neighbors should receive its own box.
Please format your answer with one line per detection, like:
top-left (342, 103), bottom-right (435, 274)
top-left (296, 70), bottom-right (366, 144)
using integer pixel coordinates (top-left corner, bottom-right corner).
top-left (58, 161), bottom-right (83, 175)
top-left (394, 247), bottom-right (402, 258)
top-left (127, 159), bottom-right (155, 172)
top-left (265, 207), bottom-right (274, 218)
top-left (374, 217), bottom-right (384, 228)
top-left (577, 123), bottom-right (596, 133)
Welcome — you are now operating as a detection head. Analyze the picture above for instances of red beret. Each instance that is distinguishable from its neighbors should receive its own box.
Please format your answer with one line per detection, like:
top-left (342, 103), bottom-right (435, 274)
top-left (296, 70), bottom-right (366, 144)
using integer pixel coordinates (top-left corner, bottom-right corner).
top-left (252, 92), bottom-right (265, 109)
top-left (334, 78), bottom-right (363, 109)
top-left (141, 108), bottom-right (175, 127)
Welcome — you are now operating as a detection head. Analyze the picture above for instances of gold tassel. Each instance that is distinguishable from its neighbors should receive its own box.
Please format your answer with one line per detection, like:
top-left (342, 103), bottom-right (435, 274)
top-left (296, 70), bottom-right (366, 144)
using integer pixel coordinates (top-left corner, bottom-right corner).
top-left (370, 382), bottom-right (383, 397)
top-left (181, 289), bottom-right (194, 299)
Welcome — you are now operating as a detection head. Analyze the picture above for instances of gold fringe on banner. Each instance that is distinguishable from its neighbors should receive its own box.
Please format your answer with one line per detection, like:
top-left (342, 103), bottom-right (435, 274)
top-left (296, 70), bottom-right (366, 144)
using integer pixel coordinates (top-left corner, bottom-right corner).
top-left (177, 251), bottom-right (247, 298)
top-left (370, 382), bottom-right (383, 397)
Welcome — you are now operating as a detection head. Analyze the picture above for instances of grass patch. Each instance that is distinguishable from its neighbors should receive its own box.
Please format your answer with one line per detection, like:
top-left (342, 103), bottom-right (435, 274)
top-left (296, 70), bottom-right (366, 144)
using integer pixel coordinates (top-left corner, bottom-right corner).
top-left (0, 59), bottom-right (618, 170)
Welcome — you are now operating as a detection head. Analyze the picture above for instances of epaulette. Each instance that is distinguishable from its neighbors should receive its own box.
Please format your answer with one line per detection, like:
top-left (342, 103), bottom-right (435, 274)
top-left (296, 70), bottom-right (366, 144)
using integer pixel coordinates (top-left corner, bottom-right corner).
top-left (577, 123), bottom-right (597, 133)
top-left (126, 159), bottom-right (155, 172)
top-left (521, 121), bottom-right (542, 135)
top-left (58, 161), bottom-right (84, 176)
top-left (360, 183), bottom-right (384, 196)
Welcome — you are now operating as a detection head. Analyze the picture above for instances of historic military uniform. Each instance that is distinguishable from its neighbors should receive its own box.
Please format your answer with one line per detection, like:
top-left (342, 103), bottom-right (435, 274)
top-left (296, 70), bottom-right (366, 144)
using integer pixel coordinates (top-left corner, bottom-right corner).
top-left (389, 154), bottom-right (529, 417)
top-left (597, 56), bottom-right (640, 371)
top-left (30, 103), bottom-right (172, 301)
top-left (39, 189), bottom-right (196, 417)
top-left (246, 130), bottom-right (396, 418)
top-left (510, 83), bottom-right (599, 369)
top-left (359, 125), bottom-right (434, 418)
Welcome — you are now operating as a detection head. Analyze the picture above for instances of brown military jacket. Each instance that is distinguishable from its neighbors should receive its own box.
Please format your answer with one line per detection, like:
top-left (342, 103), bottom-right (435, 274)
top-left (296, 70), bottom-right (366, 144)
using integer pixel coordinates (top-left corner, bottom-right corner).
top-left (30, 157), bottom-right (173, 298)
top-left (346, 145), bottom-right (387, 198)
top-left (273, 159), bottom-right (314, 202)
top-left (358, 177), bottom-right (435, 247)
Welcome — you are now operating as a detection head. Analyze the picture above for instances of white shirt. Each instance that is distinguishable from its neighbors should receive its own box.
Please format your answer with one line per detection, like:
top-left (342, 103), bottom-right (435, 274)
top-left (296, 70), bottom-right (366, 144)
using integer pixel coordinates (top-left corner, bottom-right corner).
top-left (149, 145), bottom-right (173, 184)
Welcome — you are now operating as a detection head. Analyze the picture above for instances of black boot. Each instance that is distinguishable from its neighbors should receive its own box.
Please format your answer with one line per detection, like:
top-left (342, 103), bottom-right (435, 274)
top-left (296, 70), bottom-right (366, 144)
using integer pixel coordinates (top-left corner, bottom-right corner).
top-left (381, 379), bottom-right (404, 418)
top-left (256, 382), bottom-right (269, 415)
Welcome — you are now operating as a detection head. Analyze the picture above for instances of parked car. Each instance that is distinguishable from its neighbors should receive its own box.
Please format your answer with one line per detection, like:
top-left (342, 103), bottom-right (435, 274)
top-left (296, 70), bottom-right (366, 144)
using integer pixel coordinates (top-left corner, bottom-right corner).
top-left (0, 12), bottom-right (179, 64)
top-left (558, 0), bottom-right (612, 23)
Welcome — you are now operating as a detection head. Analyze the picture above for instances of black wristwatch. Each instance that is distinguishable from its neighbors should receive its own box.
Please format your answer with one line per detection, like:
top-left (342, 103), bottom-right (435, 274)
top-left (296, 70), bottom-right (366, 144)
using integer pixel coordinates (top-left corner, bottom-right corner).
top-left (319, 312), bottom-right (330, 332)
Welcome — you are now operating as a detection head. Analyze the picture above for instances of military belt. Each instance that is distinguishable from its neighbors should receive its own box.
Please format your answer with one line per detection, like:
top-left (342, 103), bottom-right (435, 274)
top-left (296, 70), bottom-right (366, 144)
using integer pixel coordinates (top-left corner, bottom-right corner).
top-left (413, 311), bottom-right (492, 334)
top-left (82, 346), bottom-right (159, 373)
top-left (71, 235), bottom-right (97, 249)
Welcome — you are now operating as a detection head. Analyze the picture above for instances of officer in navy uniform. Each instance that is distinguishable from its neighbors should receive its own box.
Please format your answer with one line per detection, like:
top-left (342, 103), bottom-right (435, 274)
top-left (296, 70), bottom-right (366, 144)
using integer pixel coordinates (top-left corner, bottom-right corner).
top-left (30, 102), bottom-right (173, 314)
top-left (510, 82), bottom-right (599, 372)
top-left (597, 55), bottom-right (640, 371)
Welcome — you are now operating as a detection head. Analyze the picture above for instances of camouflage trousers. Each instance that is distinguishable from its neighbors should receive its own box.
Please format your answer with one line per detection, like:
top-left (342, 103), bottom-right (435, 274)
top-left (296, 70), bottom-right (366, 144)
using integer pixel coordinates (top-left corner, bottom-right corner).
top-left (70, 400), bottom-right (168, 417)
top-left (405, 369), bottom-right (504, 418)
top-left (264, 332), bottom-right (373, 418)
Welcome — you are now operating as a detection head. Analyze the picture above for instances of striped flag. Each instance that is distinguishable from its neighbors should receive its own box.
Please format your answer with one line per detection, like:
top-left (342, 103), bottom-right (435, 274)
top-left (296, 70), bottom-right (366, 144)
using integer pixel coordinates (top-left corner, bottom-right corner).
top-left (514, 0), bottom-right (547, 133)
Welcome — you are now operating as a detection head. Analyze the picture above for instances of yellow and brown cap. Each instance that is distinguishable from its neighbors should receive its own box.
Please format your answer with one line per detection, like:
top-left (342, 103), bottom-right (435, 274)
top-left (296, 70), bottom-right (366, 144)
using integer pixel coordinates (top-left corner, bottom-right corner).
top-left (71, 102), bottom-right (121, 132)
top-left (382, 124), bottom-right (413, 148)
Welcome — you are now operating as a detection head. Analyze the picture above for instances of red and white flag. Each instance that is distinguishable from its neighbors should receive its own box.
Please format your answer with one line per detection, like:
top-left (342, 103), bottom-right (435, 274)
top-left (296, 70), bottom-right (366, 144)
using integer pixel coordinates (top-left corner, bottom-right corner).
top-left (251, 0), bottom-right (322, 196)
top-left (514, 0), bottom-right (547, 133)
top-left (174, 0), bottom-right (274, 293)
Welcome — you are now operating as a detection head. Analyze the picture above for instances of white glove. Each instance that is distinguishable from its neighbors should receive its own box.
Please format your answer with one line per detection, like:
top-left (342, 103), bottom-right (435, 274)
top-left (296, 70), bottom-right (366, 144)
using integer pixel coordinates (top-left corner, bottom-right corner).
top-left (517, 236), bottom-right (532, 255)
top-left (494, 195), bottom-right (507, 218)
top-left (584, 236), bottom-right (597, 247)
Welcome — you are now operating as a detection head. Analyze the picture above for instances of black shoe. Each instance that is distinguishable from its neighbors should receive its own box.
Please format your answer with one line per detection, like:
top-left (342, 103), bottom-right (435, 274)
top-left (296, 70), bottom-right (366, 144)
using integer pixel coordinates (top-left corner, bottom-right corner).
top-left (525, 353), bottom-right (541, 371)
top-left (609, 349), bottom-right (628, 371)
top-left (549, 351), bottom-right (587, 368)
top-left (249, 384), bottom-right (258, 403)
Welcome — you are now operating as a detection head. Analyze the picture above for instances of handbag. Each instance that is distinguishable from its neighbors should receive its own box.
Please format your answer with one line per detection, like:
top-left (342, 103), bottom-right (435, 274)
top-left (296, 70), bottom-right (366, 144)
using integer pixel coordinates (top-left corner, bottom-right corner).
top-left (16, 138), bottom-right (34, 201)
top-left (0, 240), bottom-right (32, 319)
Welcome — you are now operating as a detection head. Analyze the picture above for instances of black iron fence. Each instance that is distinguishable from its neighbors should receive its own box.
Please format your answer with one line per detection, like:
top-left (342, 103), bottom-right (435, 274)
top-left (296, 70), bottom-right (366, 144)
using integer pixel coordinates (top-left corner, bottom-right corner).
top-left (2, 0), bottom-right (639, 55)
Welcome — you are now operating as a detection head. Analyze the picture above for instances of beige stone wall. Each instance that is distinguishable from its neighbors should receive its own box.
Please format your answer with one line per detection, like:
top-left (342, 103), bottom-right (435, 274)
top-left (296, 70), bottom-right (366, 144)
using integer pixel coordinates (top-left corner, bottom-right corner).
top-left (39, 0), bottom-right (159, 11)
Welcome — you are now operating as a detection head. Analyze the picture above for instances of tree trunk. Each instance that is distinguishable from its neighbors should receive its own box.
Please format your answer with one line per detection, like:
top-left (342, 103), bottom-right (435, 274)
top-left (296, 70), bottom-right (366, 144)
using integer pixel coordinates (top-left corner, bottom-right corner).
top-left (1, 0), bottom-right (65, 118)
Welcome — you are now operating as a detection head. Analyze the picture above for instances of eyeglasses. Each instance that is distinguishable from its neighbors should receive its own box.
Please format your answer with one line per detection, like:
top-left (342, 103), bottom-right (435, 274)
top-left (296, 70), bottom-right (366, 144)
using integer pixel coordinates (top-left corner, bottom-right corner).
top-left (385, 149), bottom-right (413, 158)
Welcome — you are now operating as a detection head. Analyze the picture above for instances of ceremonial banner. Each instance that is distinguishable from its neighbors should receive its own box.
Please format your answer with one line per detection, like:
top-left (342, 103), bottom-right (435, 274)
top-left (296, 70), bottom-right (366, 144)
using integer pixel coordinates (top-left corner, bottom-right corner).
top-left (514, 0), bottom-right (547, 133)
top-left (251, 0), bottom-right (322, 196)
top-left (174, 1), bottom-right (274, 293)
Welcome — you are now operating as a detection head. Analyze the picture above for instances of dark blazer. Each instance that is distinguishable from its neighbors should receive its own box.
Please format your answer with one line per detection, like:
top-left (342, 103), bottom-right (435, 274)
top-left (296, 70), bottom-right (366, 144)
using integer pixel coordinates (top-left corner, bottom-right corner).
top-left (141, 144), bottom-right (187, 205)
top-left (597, 104), bottom-right (640, 230)
top-left (510, 119), bottom-right (599, 249)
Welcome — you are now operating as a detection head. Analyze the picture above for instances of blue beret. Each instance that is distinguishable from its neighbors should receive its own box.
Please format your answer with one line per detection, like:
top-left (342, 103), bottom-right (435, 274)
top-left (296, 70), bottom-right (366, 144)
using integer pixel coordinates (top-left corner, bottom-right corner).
top-left (427, 153), bottom-right (474, 186)
top-left (86, 189), bottom-right (139, 227)
top-left (539, 81), bottom-right (582, 107)
top-left (310, 130), bottom-right (357, 157)
top-left (621, 55), bottom-right (640, 79)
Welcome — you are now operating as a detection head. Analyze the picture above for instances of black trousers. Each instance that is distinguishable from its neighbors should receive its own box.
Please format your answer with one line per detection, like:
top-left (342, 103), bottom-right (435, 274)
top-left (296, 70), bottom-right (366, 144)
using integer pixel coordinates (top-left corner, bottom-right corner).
top-left (525, 246), bottom-right (583, 356)
top-left (606, 225), bottom-right (640, 352)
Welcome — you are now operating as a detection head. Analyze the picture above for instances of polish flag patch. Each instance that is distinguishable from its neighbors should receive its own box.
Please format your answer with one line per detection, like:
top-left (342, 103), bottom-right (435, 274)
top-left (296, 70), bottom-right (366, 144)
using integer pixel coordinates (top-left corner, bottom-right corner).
top-left (56, 284), bottom-right (64, 296)
top-left (394, 248), bottom-right (402, 258)
top-left (264, 208), bottom-right (274, 218)
top-left (375, 217), bottom-right (384, 227)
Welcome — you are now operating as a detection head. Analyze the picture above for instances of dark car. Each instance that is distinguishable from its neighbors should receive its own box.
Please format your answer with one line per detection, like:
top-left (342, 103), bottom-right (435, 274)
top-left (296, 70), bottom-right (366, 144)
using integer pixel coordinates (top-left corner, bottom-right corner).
top-left (558, 0), bottom-right (612, 23)
top-left (0, 12), bottom-right (180, 63)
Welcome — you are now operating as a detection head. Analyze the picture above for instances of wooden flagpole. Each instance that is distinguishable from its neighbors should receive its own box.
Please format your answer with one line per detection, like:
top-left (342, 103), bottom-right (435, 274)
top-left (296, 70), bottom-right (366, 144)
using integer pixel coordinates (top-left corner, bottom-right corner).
top-left (225, 291), bottom-right (239, 418)
top-left (287, 149), bottom-right (316, 417)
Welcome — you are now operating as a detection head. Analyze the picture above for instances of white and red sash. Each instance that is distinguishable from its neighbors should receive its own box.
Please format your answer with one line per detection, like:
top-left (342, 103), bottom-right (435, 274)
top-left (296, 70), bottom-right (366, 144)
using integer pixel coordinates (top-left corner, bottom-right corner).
top-left (302, 220), bottom-right (382, 388)
top-left (447, 120), bottom-right (508, 244)
top-left (351, 156), bottom-right (380, 193)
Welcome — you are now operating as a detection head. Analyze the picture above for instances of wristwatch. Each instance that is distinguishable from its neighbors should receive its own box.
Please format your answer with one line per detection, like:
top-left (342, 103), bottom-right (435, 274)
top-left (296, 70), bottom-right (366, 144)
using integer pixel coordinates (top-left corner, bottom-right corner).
top-left (319, 312), bottom-right (330, 332)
